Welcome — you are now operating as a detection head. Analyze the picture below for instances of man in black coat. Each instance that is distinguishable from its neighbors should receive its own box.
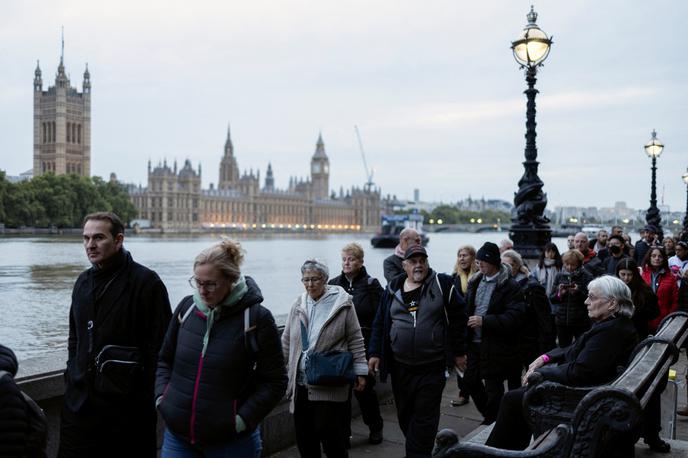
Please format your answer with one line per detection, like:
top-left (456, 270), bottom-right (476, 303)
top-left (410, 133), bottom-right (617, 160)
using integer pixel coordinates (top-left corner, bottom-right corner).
top-left (634, 225), bottom-right (659, 265)
top-left (602, 234), bottom-right (630, 275)
top-left (58, 212), bottom-right (172, 457)
top-left (464, 242), bottom-right (525, 425)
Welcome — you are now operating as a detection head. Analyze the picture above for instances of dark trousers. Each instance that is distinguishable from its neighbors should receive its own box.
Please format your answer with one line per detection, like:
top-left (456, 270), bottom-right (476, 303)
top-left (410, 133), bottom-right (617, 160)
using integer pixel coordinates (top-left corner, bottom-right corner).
top-left (343, 374), bottom-right (384, 437)
top-left (556, 324), bottom-right (589, 348)
top-left (390, 360), bottom-right (445, 458)
top-left (464, 342), bottom-right (521, 424)
top-left (58, 398), bottom-right (157, 458)
top-left (642, 370), bottom-right (669, 442)
top-left (294, 385), bottom-right (349, 458)
top-left (485, 386), bottom-right (531, 450)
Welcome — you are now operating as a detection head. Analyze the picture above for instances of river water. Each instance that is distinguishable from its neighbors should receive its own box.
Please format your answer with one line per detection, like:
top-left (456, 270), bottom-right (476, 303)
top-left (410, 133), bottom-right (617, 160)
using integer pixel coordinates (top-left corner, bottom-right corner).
top-left (0, 232), bottom-right (570, 361)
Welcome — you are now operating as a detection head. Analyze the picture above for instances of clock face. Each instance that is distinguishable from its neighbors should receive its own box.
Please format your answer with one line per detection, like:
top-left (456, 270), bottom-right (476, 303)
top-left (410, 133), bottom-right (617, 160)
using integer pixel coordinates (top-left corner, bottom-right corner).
top-left (312, 163), bottom-right (321, 174)
top-left (323, 164), bottom-right (329, 173)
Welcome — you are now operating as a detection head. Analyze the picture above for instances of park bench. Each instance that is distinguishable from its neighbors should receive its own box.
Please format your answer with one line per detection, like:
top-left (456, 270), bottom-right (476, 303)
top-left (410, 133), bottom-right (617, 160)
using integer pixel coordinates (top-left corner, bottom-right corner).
top-left (432, 311), bottom-right (688, 458)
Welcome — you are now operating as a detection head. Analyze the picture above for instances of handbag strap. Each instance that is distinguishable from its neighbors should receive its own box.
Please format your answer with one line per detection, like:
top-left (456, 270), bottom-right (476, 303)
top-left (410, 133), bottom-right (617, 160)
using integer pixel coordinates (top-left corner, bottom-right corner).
top-left (300, 321), bottom-right (309, 352)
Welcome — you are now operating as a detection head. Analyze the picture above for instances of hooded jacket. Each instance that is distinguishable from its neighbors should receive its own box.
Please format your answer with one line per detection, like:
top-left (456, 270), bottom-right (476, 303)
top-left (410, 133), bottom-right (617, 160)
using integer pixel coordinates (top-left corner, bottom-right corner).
top-left (464, 264), bottom-right (526, 377)
top-left (368, 269), bottom-right (468, 383)
top-left (642, 268), bottom-right (679, 332)
top-left (156, 276), bottom-right (286, 445)
top-left (0, 344), bottom-right (30, 457)
top-left (281, 285), bottom-right (368, 413)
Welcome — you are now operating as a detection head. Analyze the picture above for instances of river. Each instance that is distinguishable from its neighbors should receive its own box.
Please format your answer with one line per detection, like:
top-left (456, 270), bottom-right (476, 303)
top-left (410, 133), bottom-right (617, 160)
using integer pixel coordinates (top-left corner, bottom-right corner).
top-left (0, 232), bottom-right (570, 361)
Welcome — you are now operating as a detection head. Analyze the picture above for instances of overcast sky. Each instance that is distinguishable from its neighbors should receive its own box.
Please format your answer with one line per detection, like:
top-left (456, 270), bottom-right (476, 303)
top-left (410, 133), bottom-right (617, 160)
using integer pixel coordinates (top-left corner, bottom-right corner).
top-left (1, 1), bottom-right (687, 212)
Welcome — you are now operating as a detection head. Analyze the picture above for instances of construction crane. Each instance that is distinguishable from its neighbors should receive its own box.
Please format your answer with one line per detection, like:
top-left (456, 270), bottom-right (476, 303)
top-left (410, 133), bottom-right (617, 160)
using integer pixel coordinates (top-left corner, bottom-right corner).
top-left (354, 125), bottom-right (375, 192)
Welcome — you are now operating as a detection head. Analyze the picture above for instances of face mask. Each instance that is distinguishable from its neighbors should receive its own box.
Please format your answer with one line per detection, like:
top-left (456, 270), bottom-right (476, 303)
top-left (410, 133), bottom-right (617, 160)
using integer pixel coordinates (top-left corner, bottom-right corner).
top-left (610, 245), bottom-right (622, 255)
top-left (544, 258), bottom-right (556, 267)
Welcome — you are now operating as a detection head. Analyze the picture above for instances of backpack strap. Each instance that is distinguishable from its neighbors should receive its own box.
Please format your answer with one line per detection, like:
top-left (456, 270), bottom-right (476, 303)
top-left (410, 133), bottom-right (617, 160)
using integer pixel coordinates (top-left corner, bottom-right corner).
top-left (177, 296), bottom-right (196, 325)
top-left (244, 303), bottom-right (260, 355)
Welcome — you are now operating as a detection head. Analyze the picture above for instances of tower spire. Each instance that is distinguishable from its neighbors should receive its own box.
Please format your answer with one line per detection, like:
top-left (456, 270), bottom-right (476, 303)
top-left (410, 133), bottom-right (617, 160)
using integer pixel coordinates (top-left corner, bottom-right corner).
top-left (61, 26), bottom-right (64, 64)
top-left (224, 122), bottom-right (233, 155)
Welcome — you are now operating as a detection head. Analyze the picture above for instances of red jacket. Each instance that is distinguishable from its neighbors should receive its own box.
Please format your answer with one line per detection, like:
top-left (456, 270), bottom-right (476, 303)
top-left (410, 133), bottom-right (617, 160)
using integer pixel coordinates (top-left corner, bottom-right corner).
top-left (642, 269), bottom-right (679, 332)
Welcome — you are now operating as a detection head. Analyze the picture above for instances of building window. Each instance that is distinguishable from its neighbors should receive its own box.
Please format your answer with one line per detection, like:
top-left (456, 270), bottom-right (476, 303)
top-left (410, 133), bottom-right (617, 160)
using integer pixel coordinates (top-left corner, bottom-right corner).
top-left (42, 123), bottom-right (46, 144)
top-left (52, 122), bottom-right (56, 142)
top-left (78, 124), bottom-right (81, 144)
top-left (67, 122), bottom-right (71, 142)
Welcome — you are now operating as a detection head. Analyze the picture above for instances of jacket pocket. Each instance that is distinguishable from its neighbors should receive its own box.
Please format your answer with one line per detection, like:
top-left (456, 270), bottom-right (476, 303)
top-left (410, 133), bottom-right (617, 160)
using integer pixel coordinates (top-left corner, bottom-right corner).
top-left (94, 345), bottom-right (143, 396)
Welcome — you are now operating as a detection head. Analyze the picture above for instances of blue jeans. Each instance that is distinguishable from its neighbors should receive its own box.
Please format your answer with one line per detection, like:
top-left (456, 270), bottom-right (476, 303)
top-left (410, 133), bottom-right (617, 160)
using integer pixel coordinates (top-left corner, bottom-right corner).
top-left (161, 427), bottom-right (262, 458)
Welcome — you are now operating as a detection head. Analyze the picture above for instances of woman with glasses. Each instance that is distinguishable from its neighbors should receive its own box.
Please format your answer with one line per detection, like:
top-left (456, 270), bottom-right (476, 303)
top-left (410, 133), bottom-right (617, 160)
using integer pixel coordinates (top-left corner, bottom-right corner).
top-left (282, 259), bottom-right (369, 457)
top-left (486, 276), bottom-right (638, 451)
top-left (155, 239), bottom-right (287, 457)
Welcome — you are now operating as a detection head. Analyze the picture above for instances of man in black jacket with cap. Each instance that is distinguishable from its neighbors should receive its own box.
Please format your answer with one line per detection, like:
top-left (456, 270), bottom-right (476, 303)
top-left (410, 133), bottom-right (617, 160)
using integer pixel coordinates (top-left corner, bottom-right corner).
top-left (58, 212), bottom-right (171, 457)
top-left (369, 245), bottom-right (467, 458)
top-left (464, 241), bottom-right (525, 425)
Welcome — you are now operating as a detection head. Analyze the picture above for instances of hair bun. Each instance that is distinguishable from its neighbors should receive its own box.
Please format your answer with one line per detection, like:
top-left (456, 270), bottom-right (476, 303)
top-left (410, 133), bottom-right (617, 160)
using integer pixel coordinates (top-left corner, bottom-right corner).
top-left (220, 237), bottom-right (245, 266)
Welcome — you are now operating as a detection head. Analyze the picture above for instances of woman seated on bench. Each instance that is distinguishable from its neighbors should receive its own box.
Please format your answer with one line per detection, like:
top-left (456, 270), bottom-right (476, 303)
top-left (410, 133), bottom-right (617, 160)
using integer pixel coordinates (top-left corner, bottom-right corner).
top-left (485, 275), bottom-right (638, 451)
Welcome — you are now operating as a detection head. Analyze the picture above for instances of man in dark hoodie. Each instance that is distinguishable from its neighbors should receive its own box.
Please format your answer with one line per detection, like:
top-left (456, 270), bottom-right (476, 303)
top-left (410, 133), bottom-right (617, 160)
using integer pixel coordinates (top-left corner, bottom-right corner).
top-left (369, 245), bottom-right (467, 458)
top-left (58, 212), bottom-right (171, 457)
top-left (463, 241), bottom-right (526, 425)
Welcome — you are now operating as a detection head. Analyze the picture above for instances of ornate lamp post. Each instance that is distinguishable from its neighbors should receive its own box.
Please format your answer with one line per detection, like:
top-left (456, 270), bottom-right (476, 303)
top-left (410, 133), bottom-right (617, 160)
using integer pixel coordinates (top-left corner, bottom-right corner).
top-left (643, 130), bottom-right (664, 238)
top-left (508, 6), bottom-right (553, 259)
top-left (681, 168), bottom-right (688, 241)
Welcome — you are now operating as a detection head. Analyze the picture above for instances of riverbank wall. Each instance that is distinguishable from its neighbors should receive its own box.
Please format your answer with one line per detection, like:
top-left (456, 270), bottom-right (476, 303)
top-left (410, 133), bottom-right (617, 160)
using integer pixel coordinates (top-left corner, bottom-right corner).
top-left (16, 345), bottom-right (392, 456)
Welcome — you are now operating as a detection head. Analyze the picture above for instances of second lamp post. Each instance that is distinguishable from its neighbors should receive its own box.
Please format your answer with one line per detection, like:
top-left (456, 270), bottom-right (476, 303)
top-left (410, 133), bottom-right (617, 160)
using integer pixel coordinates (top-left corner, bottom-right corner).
top-left (644, 130), bottom-right (664, 238)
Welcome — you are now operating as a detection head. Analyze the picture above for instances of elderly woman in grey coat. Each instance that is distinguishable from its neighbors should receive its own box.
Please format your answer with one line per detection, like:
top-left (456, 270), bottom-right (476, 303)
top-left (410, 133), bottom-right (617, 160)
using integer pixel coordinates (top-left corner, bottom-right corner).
top-left (282, 259), bottom-right (368, 458)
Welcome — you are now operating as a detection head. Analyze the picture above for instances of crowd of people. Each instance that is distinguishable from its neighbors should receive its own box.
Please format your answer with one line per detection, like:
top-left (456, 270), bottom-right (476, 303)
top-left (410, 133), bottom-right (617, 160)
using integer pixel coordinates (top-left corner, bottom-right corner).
top-left (2, 213), bottom-right (688, 457)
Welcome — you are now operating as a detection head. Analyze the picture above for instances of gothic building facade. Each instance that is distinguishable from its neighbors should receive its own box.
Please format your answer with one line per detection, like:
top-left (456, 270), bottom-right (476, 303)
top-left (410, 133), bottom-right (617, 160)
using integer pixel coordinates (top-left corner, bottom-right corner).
top-left (33, 51), bottom-right (91, 177)
top-left (129, 128), bottom-right (381, 232)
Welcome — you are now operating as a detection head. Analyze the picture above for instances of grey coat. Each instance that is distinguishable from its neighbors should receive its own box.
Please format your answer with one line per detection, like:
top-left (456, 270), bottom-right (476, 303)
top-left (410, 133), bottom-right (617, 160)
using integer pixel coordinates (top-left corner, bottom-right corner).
top-left (281, 285), bottom-right (368, 413)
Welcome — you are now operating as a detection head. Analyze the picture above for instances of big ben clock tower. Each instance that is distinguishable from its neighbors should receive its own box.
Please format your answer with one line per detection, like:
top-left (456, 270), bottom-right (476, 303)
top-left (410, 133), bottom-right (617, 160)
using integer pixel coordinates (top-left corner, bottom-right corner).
top-left (310, 132), bottom-right (330, 200)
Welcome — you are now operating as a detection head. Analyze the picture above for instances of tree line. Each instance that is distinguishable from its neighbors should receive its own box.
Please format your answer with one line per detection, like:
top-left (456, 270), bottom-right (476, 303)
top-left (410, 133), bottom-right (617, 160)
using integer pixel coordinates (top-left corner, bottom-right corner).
top-left (0, 171), bottom-right (136, 228)
top-left (418, 204), bottom-right (511, 225)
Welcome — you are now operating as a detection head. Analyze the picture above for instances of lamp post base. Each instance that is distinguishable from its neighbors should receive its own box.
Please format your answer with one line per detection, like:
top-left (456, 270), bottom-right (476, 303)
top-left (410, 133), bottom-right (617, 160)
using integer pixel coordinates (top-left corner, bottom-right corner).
top-left (509, 224), bottom-right (552, 259)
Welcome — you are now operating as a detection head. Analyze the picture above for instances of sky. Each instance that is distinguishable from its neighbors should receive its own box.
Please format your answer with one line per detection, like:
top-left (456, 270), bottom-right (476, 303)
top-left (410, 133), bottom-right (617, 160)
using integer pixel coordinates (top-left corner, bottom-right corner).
top-left (1, 0), bottom-right (687, 212)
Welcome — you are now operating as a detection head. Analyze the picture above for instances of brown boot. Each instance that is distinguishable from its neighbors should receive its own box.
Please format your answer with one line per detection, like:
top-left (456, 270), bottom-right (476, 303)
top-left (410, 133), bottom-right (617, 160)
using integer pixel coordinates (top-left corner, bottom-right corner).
top-left (677, 406), bottom-right (688, 416)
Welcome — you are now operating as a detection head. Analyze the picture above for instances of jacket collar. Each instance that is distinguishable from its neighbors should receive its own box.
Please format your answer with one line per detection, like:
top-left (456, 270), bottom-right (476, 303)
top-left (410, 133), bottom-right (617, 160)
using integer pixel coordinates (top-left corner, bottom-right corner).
top-left (469, 264), bottom-right (510, 289)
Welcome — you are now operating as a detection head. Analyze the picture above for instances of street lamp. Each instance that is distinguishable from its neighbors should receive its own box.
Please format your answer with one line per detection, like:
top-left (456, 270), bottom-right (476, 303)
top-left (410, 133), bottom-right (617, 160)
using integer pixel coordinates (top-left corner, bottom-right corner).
top-left (509, 5), bottom-right (553, 259)
top-left (643, 129), bottom-right (664, 238)
top-left (682, 168), bottom-right (688, 240)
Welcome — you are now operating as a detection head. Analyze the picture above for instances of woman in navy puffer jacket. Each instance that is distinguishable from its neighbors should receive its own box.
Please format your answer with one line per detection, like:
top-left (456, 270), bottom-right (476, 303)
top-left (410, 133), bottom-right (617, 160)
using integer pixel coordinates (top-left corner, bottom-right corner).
top-left (156, 239), bottom-right (287, 457)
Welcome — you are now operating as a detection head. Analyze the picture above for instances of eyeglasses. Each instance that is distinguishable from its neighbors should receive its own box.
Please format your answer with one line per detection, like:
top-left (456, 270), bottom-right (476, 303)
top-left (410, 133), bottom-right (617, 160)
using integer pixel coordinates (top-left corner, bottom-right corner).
top-left (301, 277), bottom-right (323, 284)
top-left (189, 276), bottom-right (220, 292)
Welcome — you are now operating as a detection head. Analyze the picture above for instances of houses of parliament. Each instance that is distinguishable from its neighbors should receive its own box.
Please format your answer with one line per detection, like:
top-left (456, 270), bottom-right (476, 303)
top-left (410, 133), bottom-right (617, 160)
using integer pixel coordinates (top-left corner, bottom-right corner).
top-left (128, 129), bottom-right (383, 232)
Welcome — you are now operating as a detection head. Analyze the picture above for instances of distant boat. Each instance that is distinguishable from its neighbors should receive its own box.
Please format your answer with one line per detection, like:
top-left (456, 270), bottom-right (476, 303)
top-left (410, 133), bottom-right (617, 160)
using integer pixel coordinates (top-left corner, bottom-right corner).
top-left (371, 214), bottom-right (430, 248)
top-left (551, 223), bottom-right (583, 238)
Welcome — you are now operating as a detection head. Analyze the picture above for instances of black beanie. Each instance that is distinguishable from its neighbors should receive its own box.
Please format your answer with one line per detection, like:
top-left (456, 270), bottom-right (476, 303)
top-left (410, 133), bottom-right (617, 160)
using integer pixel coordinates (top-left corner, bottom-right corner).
top-left (476, 242), bottom-right (501, 267)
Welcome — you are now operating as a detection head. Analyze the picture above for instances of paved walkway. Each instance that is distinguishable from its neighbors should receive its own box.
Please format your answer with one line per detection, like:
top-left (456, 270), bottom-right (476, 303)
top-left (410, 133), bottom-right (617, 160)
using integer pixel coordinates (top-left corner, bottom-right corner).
top-left (271, 352), bottom-right (688, 457)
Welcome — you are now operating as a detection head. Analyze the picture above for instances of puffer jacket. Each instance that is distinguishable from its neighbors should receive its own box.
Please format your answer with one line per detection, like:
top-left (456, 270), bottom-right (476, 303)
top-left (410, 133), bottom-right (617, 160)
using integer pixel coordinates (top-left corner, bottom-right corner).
top-left (464, 264), bottom-right (526, 377)
top-left (0, 344), bottom-right (30, 458)
top-left (155, 277), bottom-right (287, 445)
top-left (550, 268), bottom-right (593, 327)
top-left (281, 285), bottom-right (368, 413)
top-left (642, 268), bottom-right (679, 332)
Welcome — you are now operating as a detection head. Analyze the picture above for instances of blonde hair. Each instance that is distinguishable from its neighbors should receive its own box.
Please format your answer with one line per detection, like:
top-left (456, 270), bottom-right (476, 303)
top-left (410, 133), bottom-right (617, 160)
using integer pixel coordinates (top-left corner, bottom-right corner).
top-left (341, 242), bottom-right (364, 261)
top-left (562, 249), bottom-right (584, 266)
top-left (453, 245), bottom-right (477, 275)
top-left (501, 249), bottom-right (530, 276)
top-left (194, 238), bottom-right (245, 283)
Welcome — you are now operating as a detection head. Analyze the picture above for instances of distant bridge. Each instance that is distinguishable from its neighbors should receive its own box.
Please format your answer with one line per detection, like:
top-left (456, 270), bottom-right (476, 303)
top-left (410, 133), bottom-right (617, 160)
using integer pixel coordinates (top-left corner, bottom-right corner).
top-left (425, 223), bottom-right (505, 233)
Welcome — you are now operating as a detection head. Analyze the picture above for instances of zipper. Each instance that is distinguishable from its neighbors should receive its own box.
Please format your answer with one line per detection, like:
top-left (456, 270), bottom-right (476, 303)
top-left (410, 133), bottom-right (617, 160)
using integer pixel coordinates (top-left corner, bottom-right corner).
top-left (99, 360), bottom-right (139, 372)
top-left (189, 353), bottom-right (205, 444)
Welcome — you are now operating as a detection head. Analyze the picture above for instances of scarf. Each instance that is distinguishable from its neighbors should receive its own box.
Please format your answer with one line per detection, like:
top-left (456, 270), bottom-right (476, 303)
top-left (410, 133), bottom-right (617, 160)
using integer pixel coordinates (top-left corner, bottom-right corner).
top-left (193, 275), bottom-right (249, 357)
top-left (394, 244), bottom-right (405, 259)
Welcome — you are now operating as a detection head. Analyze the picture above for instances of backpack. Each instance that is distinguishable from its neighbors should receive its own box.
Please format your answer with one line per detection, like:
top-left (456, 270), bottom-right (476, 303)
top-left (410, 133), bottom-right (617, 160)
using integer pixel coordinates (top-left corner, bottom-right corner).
top-left (0, 370), bottom-right (48, 458)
